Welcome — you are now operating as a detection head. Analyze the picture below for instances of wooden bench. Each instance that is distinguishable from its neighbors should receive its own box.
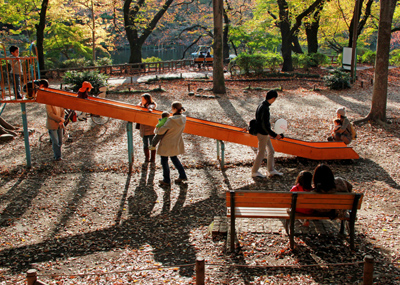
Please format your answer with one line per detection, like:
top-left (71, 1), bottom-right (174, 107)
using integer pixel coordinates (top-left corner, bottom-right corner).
top-left (226, 190), bottom-right (363, 252)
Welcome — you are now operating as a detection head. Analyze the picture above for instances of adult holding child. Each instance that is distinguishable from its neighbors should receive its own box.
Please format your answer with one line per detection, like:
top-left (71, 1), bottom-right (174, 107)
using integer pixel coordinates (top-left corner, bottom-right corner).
top-left (138, 93), bottom-right (157, 163)
top-left (156, 101), bottom-right (187, 186)
top-left (327, 107), bottom-right (352, 145)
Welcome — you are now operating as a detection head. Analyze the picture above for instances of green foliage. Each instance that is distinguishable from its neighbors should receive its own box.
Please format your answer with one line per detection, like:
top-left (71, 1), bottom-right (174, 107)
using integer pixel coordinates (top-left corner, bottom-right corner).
top-left (389, 49), bottom-right (400, 66)
top-left (292, 54), bottom-right (308, 69)
top-left (62, 70), bottom-right (109, 95)
top-left (60, 58), bottom-right (91, 69)
top-left (309, 53), bottom-right (330, 67)
top-left (323, 69), bottom-right (351, 90)
top-left (142, 57), bottom-right (162, 63)
top-left (293, 53), bottom-right (329, 69)
top-left (233, 52), bottom-right (282, 74)
top-left (95, 57), bottom-right (113, 66)
top-left (361, 50), bottom-right (376, 64)
top-left (229, 26), bottom-right (280, 55)
top-left (263, 52), bottom-right (283, 71)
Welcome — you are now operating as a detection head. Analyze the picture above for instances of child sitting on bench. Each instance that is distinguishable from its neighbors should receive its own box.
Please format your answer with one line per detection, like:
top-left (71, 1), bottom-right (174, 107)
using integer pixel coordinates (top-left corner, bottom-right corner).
top-left (148, 111), bottom-right (170, 150)
top-left (290, 170), bottom-right (313, 226)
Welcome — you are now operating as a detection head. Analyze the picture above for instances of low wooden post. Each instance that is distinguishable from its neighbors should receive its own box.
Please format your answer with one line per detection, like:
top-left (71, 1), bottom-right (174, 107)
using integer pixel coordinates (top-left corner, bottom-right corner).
top-left (27, 269), bottom-right (37, 285)
top-left (363, 255), bottom-right (374, 285)
top-left (196, 257), bottom-right (205, 285)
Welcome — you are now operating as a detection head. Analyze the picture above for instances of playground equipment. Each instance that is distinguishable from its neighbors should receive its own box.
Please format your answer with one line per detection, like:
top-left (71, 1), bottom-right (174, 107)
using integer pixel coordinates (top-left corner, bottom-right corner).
top-left (35, 87), bottom-right (359, 164)
top-left (0, 42), bottom-right (41, 167)
top-left (1, 42), bottom-right (359, 169)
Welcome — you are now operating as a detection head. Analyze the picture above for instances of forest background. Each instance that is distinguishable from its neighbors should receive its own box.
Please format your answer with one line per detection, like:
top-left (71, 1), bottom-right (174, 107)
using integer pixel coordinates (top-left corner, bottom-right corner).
top-left (1, 0), bottom-right (400, 72)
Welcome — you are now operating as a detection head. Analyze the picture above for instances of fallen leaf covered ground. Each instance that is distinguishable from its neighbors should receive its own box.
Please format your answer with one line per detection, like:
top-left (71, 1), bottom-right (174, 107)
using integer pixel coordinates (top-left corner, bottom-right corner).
top-left (0, 66), bottom-right (399, 284)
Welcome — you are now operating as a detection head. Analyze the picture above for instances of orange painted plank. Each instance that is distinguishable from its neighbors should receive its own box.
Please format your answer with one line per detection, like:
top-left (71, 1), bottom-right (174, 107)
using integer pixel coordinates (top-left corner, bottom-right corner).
top-left (35, 88), bottom-right (359, 160)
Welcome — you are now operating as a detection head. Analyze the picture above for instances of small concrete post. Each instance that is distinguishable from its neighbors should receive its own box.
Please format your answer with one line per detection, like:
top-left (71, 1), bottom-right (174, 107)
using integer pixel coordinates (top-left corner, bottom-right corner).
top-left (196, 257), bottom-right (205, 285)
top-left (363, 255), bottom-right (374, 285)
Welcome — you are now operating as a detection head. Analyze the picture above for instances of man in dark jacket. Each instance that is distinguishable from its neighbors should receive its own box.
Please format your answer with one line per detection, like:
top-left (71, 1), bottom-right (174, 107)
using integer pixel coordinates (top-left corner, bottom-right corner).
top-left (251, 90), bottom-right (283, 178)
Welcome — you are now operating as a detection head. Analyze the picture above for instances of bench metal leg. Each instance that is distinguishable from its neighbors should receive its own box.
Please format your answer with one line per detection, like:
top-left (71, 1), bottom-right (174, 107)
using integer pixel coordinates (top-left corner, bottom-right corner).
top-left (340, 220), bottom-right (345, 234)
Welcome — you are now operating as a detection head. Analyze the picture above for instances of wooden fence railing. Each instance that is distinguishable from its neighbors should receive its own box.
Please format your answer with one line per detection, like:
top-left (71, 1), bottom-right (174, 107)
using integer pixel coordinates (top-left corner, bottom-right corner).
top-left (41, 59), bottom-right (194, 79)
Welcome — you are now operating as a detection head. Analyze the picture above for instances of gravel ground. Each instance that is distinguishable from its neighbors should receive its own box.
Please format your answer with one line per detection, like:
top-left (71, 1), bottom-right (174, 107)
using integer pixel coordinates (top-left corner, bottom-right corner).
top-left (0, 67), bottom-right (400, 284)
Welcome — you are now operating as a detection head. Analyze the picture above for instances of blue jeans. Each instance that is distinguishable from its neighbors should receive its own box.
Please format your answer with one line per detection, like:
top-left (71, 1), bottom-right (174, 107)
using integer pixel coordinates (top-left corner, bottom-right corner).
top-left (48, 128), bottom-right (63, 160)
top-left (142, 135), bottom-right (154, 149)
top-left (160, 156), bottom-right (187, 184)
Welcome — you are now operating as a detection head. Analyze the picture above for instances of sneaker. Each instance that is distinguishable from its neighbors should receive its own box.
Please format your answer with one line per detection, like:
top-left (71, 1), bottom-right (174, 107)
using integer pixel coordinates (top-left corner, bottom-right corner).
top-left (159, 180), bottom-right (171, 186)
top-left (269, 169), bottom-right (283, 176)
top-left (148, 145), bottom-right (156, 151)
top-left (175, 178), bottom-right (188, 184)
top-left (251, 171), bottom-right (266, 178)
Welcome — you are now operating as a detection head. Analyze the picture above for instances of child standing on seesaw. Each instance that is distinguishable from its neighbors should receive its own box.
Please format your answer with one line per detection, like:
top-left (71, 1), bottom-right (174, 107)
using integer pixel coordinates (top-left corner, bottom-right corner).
top-left (290, 170), bottom-right (313, 227)
top-left (148, 111), bottom-right (170, 151)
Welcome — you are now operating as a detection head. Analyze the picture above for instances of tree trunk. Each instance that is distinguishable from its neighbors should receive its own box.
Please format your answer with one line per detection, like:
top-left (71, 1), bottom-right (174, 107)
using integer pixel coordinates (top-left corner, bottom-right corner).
top-left (223, 8), bottom-right (230, 62)
top-left (36, 0), bottom-right (49, 72)
top-left (123, 0), bottom-right (174, 64)
top-left (348, 0), bottom-right (373, 48)
top-left (305, 24), bottom-right (319, 54)
top-left (364, 0), bottom-right (398, 123)
top-left (291, 35), bottom-right (303, 54)
top-left (305, 1), bottom-right (323, 54)
top-left (213, 0), bottom-right (226, 94)
top-left (278, 0), bottom-right (293, 71)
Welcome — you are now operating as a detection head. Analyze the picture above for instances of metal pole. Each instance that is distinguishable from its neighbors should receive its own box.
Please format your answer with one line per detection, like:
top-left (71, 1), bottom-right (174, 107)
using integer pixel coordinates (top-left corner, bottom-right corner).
top-left (220, 140), bottom-right (225, 168)
top-left (126, 122), bottom-right (134, 173)
top-left (20, 103), bottom-right (31, 168)
top-left (195, 257), bottom-right (205, 285)
top-left (230, 190), bottom-right (235, 252)
top-left (363, 255), bottom-right (374, 285)
top-left (350, 0), bottom-right (360, 82)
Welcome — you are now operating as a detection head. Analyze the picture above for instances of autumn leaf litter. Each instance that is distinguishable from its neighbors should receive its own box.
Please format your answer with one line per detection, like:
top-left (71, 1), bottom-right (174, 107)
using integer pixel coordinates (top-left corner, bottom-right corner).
top-left (0, 67), bottom-right (399, 284)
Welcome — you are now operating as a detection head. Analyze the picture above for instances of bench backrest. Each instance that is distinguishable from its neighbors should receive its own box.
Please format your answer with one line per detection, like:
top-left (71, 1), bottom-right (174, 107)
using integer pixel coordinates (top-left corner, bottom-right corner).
top-left (226, 191), bottom-right (363, 210)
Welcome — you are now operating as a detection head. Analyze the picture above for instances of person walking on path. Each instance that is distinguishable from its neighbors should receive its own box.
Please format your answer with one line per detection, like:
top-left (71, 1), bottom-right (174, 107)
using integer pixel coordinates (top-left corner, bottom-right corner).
top-left (156, 101), bottom-right (187, 186)
top-left (138, 93), bottom-right (157, 163)
top-left (251, 90), bottom-right (283, 178)
top-left (46, 103), bottom-right (65, 161)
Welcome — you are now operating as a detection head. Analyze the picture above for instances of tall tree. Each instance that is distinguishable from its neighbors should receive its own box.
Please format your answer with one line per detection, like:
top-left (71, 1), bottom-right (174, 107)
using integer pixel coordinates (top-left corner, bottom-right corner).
top-left (213, 0), bottom-right (226, 93)
top-left (304, 0), bottom-right (325, 54)
top-left (123, 0), bottom-right (175, 64)
top-left (356, 0), bottom-right (398, 124)
top-left (36, 0), bottom-right (49, 71)
top-left (348, 0), bottom-right (374, 48)
top-left (276, 0), bottom-right (325, 71)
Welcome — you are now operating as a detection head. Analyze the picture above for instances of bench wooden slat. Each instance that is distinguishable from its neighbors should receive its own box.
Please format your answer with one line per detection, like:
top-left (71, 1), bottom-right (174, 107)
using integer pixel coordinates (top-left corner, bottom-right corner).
top-left (227, 207), bottom-right (289, 218)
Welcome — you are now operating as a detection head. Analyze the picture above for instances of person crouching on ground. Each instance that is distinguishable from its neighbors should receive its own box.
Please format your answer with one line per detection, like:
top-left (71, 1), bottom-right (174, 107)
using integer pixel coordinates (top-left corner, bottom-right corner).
top-left (251, 90), bottom-right (283, 178)
top-left (328, 107), bottom-right (352, 145)
top-left (156, 101), bottom-right (187, 186)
